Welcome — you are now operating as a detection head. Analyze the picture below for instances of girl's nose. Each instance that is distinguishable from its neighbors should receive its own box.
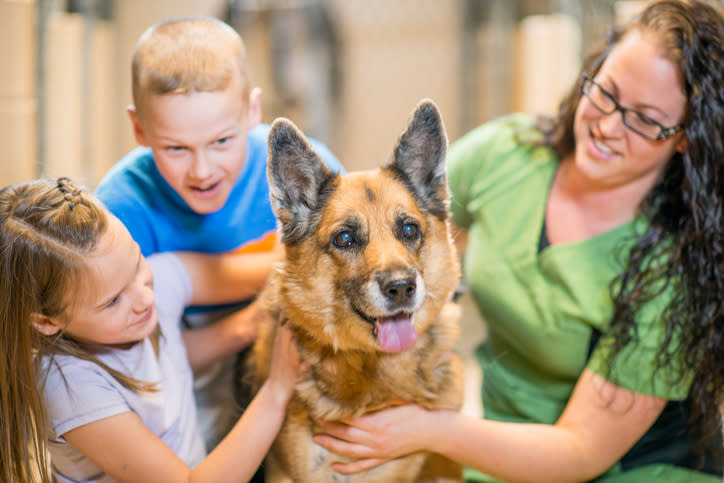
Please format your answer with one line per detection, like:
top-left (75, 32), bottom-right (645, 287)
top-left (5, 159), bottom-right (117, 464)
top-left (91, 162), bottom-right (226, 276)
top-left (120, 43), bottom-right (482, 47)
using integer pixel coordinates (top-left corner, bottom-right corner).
top-left (132, 280), bottom-right (154, 312)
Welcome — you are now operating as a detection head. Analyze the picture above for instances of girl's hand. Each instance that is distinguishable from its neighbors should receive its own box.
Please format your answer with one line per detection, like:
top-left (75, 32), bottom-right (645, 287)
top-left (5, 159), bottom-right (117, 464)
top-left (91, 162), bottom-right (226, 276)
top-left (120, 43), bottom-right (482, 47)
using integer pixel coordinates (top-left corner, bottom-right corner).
top-left (266, 319), bottom-right (307, 404)
top-left (313, 404), bottom-right (431, 474)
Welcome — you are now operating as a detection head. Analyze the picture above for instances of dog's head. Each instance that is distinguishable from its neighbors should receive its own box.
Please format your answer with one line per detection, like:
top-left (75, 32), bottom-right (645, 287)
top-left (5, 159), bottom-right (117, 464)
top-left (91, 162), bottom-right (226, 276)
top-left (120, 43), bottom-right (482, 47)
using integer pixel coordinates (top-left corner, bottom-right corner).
top-left (267, 99), bottom-right (459, 354)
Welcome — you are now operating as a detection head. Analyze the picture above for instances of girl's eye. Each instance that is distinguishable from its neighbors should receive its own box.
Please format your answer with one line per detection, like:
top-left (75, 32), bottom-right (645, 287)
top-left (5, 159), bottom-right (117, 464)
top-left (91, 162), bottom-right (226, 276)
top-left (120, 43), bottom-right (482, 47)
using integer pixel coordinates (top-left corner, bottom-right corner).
top-left (106, 295), bottom-right (120, 308)
top-left (333, 231), bottom-right (354, 248)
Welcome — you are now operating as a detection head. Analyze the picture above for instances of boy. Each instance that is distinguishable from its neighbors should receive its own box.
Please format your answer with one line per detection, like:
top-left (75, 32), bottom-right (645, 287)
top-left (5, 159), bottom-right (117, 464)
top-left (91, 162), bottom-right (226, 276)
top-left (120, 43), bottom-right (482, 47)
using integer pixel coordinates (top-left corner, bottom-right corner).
top-left (95, 16), bottom-right (344, 451)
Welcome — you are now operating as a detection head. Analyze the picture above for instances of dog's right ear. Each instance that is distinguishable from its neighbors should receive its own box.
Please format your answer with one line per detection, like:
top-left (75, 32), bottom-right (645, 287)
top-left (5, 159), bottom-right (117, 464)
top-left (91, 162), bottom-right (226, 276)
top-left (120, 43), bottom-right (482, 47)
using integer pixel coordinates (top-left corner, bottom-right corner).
top-left (387, 99), bottom-right (449, 220)
top-left (267, 118), bottom-right (338, 244)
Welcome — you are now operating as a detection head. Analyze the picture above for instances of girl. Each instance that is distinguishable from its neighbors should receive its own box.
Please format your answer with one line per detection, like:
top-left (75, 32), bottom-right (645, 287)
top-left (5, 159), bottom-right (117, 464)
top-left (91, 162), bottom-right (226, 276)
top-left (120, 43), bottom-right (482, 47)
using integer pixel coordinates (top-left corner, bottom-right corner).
top-left (0, 177), bottom-right (304, 482)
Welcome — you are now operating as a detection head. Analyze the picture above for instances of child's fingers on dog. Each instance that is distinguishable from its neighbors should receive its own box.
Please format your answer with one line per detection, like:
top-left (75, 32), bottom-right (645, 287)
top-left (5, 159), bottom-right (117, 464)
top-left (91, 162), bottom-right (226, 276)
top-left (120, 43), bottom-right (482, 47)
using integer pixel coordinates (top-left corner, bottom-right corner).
top-left (273, 324), bottom-right (296, 357)
top-left (274, 314), bottom-right (308, 370)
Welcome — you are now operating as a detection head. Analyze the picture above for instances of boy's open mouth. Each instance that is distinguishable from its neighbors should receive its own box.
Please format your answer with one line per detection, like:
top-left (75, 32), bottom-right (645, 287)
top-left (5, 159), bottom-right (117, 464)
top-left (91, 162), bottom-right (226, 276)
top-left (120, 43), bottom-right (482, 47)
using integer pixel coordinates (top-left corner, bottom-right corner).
top-left (191, 180), bottom-right (221, 192)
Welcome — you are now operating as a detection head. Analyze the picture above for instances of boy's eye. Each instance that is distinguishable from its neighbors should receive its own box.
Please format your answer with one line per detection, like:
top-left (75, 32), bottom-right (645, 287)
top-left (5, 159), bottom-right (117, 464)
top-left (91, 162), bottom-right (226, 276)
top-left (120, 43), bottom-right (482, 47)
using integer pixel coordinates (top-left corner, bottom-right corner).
top-left (216, 136), bottom-right (231, 145)
top-left (166, 146), bottom-right (186, 153)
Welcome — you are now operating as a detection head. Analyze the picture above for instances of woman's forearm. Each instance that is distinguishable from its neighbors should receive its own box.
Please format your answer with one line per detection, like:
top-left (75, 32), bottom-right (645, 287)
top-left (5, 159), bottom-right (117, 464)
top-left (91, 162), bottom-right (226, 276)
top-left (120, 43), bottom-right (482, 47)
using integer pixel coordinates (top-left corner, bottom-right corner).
top-left (426, 410), bottom-right (598, 483)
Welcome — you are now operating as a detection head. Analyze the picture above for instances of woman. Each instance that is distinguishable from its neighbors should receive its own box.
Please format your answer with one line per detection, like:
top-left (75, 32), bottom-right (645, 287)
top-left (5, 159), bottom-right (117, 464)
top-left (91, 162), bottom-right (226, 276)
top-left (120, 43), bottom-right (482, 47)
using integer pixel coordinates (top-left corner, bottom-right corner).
top-left (313, 1), bottom-right (724, 481)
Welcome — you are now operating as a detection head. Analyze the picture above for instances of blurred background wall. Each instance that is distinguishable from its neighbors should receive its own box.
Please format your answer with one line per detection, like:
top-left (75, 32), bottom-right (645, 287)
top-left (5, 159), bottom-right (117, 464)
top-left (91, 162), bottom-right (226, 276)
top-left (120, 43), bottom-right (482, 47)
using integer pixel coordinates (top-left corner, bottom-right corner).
top-left (3, 0), bottom-right (722, 425)
top-left (1, 0), bottom-right (674, 188)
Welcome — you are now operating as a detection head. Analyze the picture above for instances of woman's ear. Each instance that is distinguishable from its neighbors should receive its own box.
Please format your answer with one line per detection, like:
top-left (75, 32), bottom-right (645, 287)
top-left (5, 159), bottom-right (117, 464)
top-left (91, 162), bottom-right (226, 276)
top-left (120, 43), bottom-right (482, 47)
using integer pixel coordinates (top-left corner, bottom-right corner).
top-left (675, 134), bottom-right (688, 154)
top-left (30, 313), bottom-right (62, 336)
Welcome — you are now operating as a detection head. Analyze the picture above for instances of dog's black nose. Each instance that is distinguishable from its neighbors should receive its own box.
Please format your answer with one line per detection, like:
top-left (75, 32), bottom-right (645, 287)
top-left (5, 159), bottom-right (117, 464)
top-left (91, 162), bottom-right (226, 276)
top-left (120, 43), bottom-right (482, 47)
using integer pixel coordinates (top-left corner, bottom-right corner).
top-left (382, 278), bottom-right (416, 304)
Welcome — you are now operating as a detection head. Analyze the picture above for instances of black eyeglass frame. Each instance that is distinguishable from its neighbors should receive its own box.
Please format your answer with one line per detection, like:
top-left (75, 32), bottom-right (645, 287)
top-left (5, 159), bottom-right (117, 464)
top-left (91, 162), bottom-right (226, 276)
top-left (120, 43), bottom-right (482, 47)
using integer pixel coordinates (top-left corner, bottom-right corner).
top-left (580, 73), bottom-right (685, 141)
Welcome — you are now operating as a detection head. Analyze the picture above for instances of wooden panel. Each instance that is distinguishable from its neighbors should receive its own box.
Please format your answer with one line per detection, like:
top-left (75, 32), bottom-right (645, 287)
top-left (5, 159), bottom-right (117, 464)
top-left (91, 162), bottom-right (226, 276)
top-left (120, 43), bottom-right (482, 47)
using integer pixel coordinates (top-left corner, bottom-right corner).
top-left (513, 14), bottom-right (581, 117)
top-left (0, 98), bottom-right (37, 186)
top-left (327, 0), bottom-right (463, 172)
top-left (0, 0), bottom-right (36, 98)
top-left (89, 20), bottom-right (116, 188)
top-left (43, 12), bottom-right (85, 182)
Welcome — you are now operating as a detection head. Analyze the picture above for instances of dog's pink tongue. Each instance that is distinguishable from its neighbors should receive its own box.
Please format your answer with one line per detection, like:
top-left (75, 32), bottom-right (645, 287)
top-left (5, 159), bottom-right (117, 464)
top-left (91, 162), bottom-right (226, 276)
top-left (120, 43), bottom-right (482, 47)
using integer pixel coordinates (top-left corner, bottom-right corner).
top-left (377, 316), bottom-right (417, 352)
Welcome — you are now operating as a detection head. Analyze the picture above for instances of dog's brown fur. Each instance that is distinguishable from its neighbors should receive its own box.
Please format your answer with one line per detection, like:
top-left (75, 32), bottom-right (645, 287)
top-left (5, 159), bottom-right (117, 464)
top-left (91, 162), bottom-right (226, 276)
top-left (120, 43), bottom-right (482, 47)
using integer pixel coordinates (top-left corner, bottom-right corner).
top-left (249, 99), bottom-right (464, 483)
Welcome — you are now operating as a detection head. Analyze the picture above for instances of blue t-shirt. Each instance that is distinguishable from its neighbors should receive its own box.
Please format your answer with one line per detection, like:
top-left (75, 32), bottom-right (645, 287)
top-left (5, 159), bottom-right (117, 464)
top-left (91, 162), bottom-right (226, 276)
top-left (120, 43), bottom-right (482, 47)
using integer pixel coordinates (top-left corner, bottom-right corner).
top-left (95, 123), bottom-right (344, 257)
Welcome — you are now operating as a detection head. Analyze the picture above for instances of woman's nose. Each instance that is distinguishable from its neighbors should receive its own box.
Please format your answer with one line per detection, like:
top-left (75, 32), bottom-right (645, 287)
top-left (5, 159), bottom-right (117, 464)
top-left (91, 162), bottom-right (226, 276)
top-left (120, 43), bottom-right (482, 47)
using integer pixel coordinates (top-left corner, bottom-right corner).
top-left (596, 108), bottom-right (626, 138)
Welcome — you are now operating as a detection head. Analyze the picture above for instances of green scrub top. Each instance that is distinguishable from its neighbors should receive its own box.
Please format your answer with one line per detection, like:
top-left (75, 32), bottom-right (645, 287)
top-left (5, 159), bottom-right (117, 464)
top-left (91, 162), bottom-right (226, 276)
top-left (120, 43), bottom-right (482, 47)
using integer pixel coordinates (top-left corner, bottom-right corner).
top-left (447, 114), bottom-right (718, 482)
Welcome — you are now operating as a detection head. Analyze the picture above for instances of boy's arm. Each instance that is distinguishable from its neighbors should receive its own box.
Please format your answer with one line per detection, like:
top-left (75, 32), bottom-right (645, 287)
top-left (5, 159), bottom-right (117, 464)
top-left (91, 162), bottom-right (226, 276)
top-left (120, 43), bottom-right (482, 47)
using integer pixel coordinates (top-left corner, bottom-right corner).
top-left (181, 299), bottom-right (267, 373)
top-left (174, 249), bottom-right (279, 306)
top-left (171, 249), bottom-right (279, 373)
top-left (149, 251), bottom-right (274, 373)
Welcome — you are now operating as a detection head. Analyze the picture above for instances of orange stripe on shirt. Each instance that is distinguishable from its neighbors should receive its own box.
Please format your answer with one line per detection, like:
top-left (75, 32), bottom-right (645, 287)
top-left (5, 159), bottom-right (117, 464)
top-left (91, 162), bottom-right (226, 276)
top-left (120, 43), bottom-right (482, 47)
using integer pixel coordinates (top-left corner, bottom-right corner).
top-left (230, 231), bottom-right (278, 255)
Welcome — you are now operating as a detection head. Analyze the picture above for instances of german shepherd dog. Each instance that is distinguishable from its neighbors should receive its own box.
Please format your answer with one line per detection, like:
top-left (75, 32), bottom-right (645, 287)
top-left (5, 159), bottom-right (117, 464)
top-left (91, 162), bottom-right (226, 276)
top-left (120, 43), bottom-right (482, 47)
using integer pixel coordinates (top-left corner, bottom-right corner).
top-left (249, 99), bottom-right (464, 482)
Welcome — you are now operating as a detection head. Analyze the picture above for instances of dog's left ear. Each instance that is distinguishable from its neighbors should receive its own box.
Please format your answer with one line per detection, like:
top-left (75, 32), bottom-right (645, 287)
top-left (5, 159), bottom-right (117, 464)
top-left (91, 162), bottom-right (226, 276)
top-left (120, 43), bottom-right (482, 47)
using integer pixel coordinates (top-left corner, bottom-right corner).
top-left (267, 118), bottom-right (338, 244)
top-left (387, 99), bottom-right (449, 219)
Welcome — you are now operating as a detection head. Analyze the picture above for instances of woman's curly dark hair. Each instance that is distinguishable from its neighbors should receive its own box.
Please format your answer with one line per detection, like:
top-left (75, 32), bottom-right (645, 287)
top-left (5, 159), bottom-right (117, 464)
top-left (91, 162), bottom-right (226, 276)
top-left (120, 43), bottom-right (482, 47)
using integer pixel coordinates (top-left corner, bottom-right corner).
top-left (538, 0), bottom-right (723, 457)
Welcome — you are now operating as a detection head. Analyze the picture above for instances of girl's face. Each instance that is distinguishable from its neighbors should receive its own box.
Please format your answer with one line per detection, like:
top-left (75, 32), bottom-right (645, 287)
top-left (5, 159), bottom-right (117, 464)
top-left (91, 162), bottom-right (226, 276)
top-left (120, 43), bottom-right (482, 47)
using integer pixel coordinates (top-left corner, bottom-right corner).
top-left (61, 214), bottom-right (157, 349)
top-left (572, 29), bottom-right (688, 193)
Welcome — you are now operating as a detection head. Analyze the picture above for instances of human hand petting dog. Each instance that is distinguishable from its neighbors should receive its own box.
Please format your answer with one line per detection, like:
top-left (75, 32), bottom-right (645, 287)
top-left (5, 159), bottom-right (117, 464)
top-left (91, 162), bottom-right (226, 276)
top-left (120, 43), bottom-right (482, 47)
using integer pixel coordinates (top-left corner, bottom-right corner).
top-left (313, 404), bottom-right (438, 474)
top-left (267, 320), bottom-right (308, 405)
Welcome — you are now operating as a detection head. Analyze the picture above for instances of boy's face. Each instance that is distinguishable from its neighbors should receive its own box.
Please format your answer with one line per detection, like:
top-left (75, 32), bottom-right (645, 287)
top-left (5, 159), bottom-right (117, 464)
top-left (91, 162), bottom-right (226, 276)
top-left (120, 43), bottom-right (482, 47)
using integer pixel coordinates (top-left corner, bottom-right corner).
top-left (129, 82), bottom-right (261, 214)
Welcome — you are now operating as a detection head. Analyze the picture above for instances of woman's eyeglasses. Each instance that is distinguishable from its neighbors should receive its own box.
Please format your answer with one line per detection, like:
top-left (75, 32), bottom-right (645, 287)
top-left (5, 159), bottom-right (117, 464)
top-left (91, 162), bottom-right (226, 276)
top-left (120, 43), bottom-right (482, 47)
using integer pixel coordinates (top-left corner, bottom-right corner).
top-left (581, 73), bottom-right (685, 141)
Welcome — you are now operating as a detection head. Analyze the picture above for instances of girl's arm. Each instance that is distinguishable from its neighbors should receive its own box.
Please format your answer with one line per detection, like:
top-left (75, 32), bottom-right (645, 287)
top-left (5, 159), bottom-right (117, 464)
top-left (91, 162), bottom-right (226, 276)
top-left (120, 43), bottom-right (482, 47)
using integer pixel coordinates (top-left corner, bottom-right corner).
top-left (63, 324), bottom-right (304, 483)
top-left (314, 368), bottom-right (667, 483)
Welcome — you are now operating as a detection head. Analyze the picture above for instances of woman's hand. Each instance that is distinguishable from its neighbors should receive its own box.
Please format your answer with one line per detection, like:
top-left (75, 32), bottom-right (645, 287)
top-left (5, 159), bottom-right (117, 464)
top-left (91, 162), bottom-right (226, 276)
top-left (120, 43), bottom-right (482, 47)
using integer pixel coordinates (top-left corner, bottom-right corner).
top-left (313, 404), bottom-right (433, 474)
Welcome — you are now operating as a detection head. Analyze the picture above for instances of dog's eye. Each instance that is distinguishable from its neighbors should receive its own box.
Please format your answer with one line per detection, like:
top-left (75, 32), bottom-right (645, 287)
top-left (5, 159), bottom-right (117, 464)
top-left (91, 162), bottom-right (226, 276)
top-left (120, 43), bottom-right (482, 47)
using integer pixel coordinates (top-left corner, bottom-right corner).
top-left (333, 230), bottom-right (355, 248)
top-left (401, 223), bottom-right (419, 239)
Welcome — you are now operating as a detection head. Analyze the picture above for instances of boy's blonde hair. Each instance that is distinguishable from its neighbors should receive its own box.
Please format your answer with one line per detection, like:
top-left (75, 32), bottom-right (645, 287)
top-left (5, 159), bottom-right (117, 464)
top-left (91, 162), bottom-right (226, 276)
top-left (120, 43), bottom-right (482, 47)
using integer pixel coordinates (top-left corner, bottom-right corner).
top-left (131, 16), bottom-right (251, 119)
